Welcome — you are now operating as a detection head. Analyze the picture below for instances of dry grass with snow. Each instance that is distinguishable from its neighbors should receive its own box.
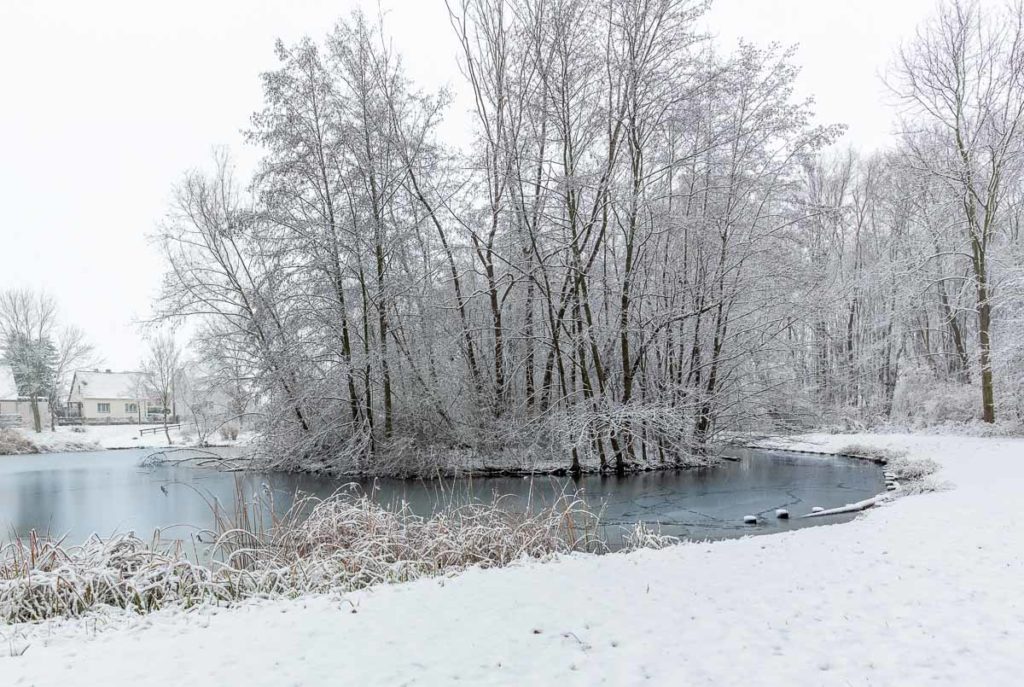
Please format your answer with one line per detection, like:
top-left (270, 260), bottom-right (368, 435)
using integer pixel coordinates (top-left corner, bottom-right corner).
top-left (0, 487), bottom-right (602, 624)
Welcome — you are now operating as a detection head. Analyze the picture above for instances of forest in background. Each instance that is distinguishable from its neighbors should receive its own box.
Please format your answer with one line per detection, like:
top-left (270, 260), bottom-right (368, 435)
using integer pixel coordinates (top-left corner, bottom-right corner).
top-left (153, 0), bottom-right (1024, 475)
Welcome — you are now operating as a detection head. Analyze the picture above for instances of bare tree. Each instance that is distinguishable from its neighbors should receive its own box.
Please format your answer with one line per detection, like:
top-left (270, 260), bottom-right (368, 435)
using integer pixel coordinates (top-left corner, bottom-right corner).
top-left (890, 0), bottom-right (1024, 422)
top-left (49, 325), bottom-right (97, 430)
top-left (142, 333), bottom-right (182, 444)
top-left (143, 4), bottom-right (968, 476)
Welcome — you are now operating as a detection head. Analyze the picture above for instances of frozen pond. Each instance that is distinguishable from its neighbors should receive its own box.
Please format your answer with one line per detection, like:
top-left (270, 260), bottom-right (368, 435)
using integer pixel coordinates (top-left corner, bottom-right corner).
top-left (0, 447), bottom-right (884, 549)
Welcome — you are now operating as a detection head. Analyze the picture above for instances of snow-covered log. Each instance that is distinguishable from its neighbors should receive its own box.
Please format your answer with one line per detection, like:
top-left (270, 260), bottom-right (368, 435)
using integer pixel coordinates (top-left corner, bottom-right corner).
top-left (801, 495), bottom-right (884, 518)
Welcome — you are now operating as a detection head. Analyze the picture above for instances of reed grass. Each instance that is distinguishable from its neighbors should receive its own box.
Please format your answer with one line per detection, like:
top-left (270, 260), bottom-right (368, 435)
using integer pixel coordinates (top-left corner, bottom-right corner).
top-left (0, 484), bottom-right (604, 623)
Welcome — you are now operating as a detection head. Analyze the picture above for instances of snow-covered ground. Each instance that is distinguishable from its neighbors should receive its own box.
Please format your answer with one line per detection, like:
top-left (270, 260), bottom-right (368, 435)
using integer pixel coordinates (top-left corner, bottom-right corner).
top-left (2, 433), bottom-right (1022, 685)
top-left (6, 424), bottom-right (250, 453)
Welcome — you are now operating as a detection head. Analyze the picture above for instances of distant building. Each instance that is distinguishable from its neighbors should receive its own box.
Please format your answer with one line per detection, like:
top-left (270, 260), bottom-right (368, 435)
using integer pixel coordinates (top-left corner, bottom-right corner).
top-left (66, 369), bottom-right (165, 424)
top-left (0, 364), bottom-right (50, 428)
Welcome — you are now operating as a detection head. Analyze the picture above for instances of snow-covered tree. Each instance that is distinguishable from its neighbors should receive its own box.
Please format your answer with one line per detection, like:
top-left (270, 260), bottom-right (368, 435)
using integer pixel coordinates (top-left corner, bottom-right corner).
top-left (142, 332), bottom-right (182, 444)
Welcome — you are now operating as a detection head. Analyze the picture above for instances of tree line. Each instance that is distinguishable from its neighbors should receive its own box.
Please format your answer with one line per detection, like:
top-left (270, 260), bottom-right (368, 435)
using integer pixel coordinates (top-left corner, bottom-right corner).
top-left (154, 0), bottom-right (1024, 474)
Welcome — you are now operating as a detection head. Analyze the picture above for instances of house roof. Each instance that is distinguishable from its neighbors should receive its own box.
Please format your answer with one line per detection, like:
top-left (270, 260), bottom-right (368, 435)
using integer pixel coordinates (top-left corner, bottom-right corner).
top-left (72, 370), bottom-right (148, 400)
top-left (0, 365), bottom-right (19, 399)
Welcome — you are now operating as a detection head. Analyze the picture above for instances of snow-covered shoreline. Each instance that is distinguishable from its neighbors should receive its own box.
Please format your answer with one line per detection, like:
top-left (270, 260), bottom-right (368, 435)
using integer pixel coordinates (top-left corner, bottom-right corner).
top-left (0, 424), bottom-right (249, 455)
top-left (0, 427), bottom-right (713, 478)
top-left (3, 432), bottom-right (1022, 685)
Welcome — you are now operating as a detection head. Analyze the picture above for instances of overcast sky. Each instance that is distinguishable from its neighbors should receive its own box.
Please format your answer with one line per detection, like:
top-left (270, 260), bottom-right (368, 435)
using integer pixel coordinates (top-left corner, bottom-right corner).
top-left (0, 0), bottom-right (946, 370)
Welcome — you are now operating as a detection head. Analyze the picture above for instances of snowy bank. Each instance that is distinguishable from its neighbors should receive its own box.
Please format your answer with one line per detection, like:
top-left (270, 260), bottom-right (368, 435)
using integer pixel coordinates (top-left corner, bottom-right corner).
top-left (0, 424), bottom-right (252, 455)
top-left (2, 433), bottom-right (1022, 685)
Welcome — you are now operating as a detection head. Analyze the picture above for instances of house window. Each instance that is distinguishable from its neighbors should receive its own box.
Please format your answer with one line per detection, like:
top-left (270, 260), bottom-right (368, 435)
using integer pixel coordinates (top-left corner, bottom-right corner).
top-left (97, 403), bottom-right (111, 413)
top-left (126, 403), bottom-right (137, 414)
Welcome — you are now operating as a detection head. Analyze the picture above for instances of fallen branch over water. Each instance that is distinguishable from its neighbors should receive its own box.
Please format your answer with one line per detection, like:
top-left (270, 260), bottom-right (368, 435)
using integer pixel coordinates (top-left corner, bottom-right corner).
top-left (141, 448), bottom-right (248, 471)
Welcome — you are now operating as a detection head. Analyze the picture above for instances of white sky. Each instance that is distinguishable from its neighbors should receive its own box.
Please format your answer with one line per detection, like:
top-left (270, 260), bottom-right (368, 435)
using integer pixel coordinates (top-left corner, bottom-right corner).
top-left (0, 0), bottom-right (950, 369)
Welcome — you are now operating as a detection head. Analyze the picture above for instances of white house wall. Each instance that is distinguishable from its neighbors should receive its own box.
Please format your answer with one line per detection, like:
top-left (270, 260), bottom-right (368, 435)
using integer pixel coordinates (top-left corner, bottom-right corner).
top-left (76, 398), bottom-right (147, 423)
top-left (0, 399), bottom-right (51, 428)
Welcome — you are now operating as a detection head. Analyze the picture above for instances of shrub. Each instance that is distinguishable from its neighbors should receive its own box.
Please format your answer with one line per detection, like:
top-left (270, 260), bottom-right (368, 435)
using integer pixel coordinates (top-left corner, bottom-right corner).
top-left (0, 430), bottom-right (38, 456)
top-left (838, 443), bottom-right (941, 484)
top-left (837, 443), bottom-right (907, 463)
top-left (891, 369), bottom-right (980, 426)
top-left (0, 488), bottom-right (602, 623)
top-left (622, 522), bottom-right (680, 551)
top-left (219, 424), bottom-right (240, 442)
top-left (899, 478), bottom-right (952, 495)
top-left (886, 455), bottom-right (941, 481)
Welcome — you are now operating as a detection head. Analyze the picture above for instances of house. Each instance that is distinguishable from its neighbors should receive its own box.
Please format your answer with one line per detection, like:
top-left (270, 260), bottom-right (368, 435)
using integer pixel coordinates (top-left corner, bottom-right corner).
top-left (66, 369), bottom-right (166, 424)
top-left (0, 364), bottom-right (50, 428)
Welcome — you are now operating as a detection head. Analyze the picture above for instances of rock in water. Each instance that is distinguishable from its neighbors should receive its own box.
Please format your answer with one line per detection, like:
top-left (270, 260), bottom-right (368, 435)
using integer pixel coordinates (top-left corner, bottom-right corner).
top-left (743, 515), bottom-right (757, 525)
top-left (775, 509), bottom-right (789, 519)
top-left (886, 481), bottom-right (899, 491)
top-left (811, 506), bottom-right (824, 513)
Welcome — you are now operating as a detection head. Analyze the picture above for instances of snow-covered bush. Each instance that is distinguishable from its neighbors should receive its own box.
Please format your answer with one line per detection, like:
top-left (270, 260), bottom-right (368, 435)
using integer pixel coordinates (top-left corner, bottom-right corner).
top-left (0, 430), bottom-right (38, 456)
top-left (933, 419), bottom-right (1024, 437)
top-left (898, 478), bottom-right (952, 496)
top-left (890, 370), bottom-right (980, 427)
top-left (622, 522), bottom-right (680, 551)
top-left (836, 443), bottom-right (907, 463)
top-left (251, 402), bottom-right (718, 478)
top-left (213, 488), bottom-right (602, 579)
top-left (0, 533), bottom-right (238, 623)
top-left (0, 489), bottom-right (603, 623)
top-left (885, 455), bottom-right (940, 481)
top-left (837, 444), bottom-right (940, 483)
top-left (839, 444), bottom-right (937, 487)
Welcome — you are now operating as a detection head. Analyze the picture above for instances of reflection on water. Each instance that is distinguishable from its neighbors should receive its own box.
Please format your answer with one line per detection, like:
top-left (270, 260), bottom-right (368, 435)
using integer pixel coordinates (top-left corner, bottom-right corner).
top-left (0, 447), bottom-right (884, 549)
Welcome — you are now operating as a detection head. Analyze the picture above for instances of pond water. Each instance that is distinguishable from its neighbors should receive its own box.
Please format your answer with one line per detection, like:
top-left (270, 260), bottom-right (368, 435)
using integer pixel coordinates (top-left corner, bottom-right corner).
top-left (0, 447), bottom-right (884, 550)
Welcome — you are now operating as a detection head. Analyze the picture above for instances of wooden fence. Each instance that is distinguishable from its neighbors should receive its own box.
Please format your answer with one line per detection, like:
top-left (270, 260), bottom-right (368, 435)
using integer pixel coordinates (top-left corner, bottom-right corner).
top-left (139, 423), bottom-right (182, 436)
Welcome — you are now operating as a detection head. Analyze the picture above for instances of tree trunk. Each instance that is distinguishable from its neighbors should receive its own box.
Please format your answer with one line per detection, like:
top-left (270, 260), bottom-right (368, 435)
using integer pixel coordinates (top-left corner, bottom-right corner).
top-left (30, 398), bottom-right (41, 433)
top-left (163, 403), bottom-right (172, 445)
top-left (971, 233), bottom-right (996, 423)
top-left (978, 282), bottom-right (996, 423)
